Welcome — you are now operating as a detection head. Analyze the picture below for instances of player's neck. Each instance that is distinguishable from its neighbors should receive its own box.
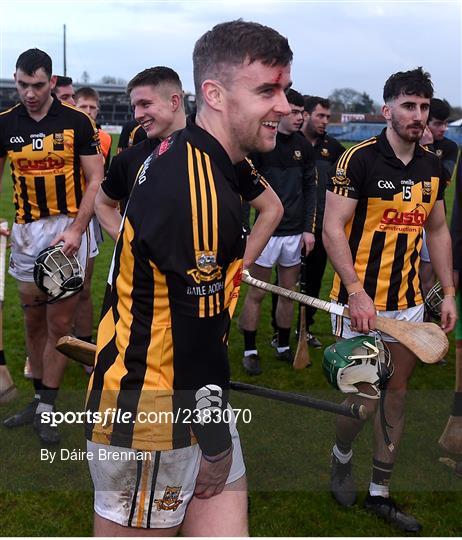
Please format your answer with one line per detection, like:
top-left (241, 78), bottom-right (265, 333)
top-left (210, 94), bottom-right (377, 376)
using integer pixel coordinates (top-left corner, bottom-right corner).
top-left (26, 95), bottom-right (54, 122)
top-left (196, 110), bottom-right (245, 164)
top-left (386, 126), bottom-right (415, 166)
top-left (303, 127), bottom-right (318, 145)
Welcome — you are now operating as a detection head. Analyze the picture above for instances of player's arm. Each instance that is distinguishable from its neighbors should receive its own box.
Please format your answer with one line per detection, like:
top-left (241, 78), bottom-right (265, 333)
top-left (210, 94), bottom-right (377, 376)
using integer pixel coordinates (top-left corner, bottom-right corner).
top-left (323, 191), bottom-right (377, 333)
top-left (0, 157), bottom-right (7, 238)
top-left (425, 199), bottom-right (457, 332)
top-left (94, 187), bottom-right (120, 241)
top-left (171, 311), bottom-right (233, 499)
top-left (243, 187), bottom-right (283, 269)
top-left (302, 144), bottom-right (317, 253)
top-left (54, 154), bottom-right (104, 255)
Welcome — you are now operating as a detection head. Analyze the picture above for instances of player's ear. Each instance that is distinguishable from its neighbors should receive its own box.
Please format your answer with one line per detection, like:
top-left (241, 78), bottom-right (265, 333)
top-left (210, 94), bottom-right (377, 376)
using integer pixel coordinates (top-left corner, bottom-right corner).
top-left (50, 75), bottom-right (57, 91)
top-left (171, 93), bottom-right (181, 112)
top-left (382, 103), bottom-right (391, 121)
top-left (200, 79), bottom-right (224, 111)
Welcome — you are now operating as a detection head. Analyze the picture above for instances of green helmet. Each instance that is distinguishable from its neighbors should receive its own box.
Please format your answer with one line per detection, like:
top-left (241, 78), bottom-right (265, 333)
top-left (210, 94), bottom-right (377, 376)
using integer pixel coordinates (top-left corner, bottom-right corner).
top-left (323, 335), bottom-right (393, 399)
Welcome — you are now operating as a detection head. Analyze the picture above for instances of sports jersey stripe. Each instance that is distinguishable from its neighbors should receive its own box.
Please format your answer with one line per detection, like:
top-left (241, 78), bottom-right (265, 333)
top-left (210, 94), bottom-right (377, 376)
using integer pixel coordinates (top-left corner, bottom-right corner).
top-left (136, 459), bottom-right (152, 527)
top-left (146, 451), bottom-right (161, 528)
top-left (195, 148), bottom-right (211, 250)
top-left (363, 231), bottom-right (386, 300)
top-left (386, 234), bottom-right (407, 310)
top-left (55, 174), bottom-right (68, 214)
top-left (187, 143), bottom-right (200, 251)
top-left (0, 103), bottom-right (20, 116)
top-left (406, 234), bottom-right (421, 306)
top-left (34, 176), bottom-right (50, 218)
top-left (72, 143), bottom-right (84, 211)
top-left (127, 460), bottom-right (143, 527)
top-left (336, 137), bottom-right (376, 171)
top-left (18, 175), bottom-right (33, 222)
top-left (203, 152), bottom-right (218, 252)
top-left (111, 225), bottom-right (152, 447)
top-left (199, 296), bottom-right (205, 317)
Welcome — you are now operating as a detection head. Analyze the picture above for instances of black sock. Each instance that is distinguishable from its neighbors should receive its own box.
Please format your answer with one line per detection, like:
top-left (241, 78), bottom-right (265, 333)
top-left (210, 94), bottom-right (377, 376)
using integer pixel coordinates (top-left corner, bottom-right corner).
top-left (40, 384), bottom-right (59, 406)
top-left (33, 378), bottom-right (43, 395)
top-left (0, 350), bottom-right (5, 366)
top-left (277, 327), bottom-right (290, 348)
top-left (335, 436), bottom-right (352, 455)
top-left (371, 458), bottom-right (393, 488)
top-left (76, 335), bottom-right (94, 344)
top-left (243, 330), bottom-right (257, 351)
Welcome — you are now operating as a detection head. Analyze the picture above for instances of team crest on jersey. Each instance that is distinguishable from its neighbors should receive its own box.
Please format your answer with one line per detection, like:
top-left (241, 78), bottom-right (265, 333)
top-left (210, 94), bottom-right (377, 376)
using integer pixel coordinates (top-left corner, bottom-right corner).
top-left (293, 150), bottom-right (302, 160)
top-left (157, 135), bottom-right (174, 156)
top-left (321, 148), bottom-right (330, 158)
top-left (154, 486), bottom-right (183, 511)
top-left (436, 149), bottom-right (443, 158)
top-left (187, 251), bottom-right (223, 284)
top-left (422, 181), bottom-right (432, 196)
top-left (333, 167), bottom-right (350, 186)
top-left (53, 132), bottom-right (64, 150)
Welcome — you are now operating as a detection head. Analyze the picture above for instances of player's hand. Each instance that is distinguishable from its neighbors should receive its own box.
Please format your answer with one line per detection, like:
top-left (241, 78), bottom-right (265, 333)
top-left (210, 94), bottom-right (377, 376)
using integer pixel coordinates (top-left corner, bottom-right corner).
top-left (302, 232), bottom-right (315, 254)
top-left (0, 227), bottom-right (9, 237)
top-left (52, 226), bottom-right (82, 256)
top-left (194, 446), bottom-right (233, 499)
top-left (348, 290), bottom-right (376, 334)
top-left (440, 295), bottom-right (457, 333)
top-left (420, 126), bottom-right (434, 145)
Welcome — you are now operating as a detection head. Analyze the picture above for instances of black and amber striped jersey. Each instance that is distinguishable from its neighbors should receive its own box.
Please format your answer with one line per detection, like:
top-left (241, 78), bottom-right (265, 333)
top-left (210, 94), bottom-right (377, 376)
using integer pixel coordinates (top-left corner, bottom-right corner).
top-left (0, 97), bottom-right (100, 223)
top-left (327, 128), bottom-right (444, 311)
top-left (117, 119), bottom-right (147, 153)
top-left (86, 116), bottom-right (266, 451)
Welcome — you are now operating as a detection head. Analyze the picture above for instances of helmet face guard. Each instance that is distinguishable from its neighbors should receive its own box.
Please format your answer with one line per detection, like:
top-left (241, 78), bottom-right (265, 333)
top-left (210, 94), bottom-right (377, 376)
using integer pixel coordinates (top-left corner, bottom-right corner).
top-left (424, 281), bottom-right (443, 321)
top-left (323, 335), bottom-right (394, 399)
top-left (33, 245), bottom-right (84, 303)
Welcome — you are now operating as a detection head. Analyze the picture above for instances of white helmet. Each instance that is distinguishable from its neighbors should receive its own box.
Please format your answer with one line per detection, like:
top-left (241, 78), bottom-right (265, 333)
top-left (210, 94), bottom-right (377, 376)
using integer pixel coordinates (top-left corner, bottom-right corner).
top-left (33, 245), bottom-right (84, 302)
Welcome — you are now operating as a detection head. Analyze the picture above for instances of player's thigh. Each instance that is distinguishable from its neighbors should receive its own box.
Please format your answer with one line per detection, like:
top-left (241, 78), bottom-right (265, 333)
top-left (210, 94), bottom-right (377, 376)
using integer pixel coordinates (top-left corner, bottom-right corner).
top-left (17, 281), bottom-right (47, 329)
top-left (93, 513), bottom-right (181, 537)
top-left (181, 475), bottom-right (248, 537)
top-left (245, 263), bottom-right (272, 302)
top-left (386, 341), bottom-right (418, 390)
top-left (277, 262), bottom-right (300, 290)
top-left (46, 293), bottom-right (80, 334)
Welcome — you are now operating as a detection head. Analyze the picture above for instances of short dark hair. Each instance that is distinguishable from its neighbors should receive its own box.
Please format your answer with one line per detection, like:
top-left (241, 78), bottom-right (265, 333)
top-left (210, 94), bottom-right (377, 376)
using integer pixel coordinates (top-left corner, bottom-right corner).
top-left (75, 86), bottom-right (99, 104)
top-left (16, 48), bottom-right (52, 78)
top-left (303, 95), bottom-right (330, 114)
top-left (383, 67), bottom-right (433, 102)
top-left (286, 89), bottom-right (304, 107)
top-left (127, 66), bottom-right (182, 95)
top-left (429, 98), bottom-right (451, 122)
top-left (193, 19), bottom-right (293, 108)
top-left (55, 75), bottom-right (73, 88)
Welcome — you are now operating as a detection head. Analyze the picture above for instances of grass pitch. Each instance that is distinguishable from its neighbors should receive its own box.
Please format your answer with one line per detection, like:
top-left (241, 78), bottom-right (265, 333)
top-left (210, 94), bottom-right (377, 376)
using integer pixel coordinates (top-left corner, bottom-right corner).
top-left (0, 137), bottom-right (461, 536)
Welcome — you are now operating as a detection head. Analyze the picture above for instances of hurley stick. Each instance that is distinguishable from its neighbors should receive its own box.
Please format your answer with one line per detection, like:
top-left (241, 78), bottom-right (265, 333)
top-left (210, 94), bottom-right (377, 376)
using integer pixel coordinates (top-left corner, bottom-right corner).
top-left (293, 255), bottom-right (311, 369)
top-left (0, 220), bottom-right (18, 405)
top-left (242, 270), bottom-right (449, 364)
top-left (56, 336), bottom-right (366, 420)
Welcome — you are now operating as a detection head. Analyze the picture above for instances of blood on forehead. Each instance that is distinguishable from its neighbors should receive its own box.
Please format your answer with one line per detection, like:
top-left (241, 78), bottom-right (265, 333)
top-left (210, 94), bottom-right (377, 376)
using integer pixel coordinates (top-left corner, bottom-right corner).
top-left (273, 71), bottom-right (283, 84)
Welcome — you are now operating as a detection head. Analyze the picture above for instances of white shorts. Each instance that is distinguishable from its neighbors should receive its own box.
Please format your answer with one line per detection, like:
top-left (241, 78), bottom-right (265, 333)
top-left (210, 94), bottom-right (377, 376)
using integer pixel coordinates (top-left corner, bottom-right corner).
top-left (88, 407), bottom-right (245, 529)
top-left (255, 234), bottom-right (302, 268)
top-left (420, 230), bottom-right (430, 263)
top-left (8, 214), bottom-right (97, 282)
top-left (331, 302), bottom-right (425, 342)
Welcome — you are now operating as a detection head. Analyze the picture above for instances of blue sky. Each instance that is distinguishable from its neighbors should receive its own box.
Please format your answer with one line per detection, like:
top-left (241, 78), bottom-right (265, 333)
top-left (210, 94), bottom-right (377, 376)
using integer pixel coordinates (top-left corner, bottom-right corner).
top-left (1, 0), bottom-right (461, 105)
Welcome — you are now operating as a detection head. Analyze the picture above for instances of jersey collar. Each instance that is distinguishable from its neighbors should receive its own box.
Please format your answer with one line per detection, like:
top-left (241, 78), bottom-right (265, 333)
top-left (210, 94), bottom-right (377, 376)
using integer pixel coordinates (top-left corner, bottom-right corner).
top-left (18, 95), bottom-right (62, 118)
top-left (186, 115), bottom-right (236, 181)
top-left (377, 127), bottom-right (425, 163)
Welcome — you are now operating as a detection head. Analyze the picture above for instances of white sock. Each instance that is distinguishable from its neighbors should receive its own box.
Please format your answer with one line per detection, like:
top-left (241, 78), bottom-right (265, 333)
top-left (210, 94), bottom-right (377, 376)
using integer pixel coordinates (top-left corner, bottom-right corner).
top-left (277, 346), bottom-right (290, 353)
top-left (244, 350), bottom-right (258, 357)
top-left (369, 482), bottom-right (389, 498)
top-left (333, 444), bottom-right (353, 464)
top-left (36, 402), bottom-right (53, 415)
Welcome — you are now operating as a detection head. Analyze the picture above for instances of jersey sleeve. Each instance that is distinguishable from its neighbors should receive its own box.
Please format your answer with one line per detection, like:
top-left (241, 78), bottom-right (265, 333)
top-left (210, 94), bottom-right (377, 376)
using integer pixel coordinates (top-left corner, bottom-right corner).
top-left (75, 113), bottom-right (101, 156)
top-left (101, 153), bottom-right (130, 201)
top-left (327, 148), bottom-right (364, 200)
top-left (302, 141), bottom-right (317, 233)
top-left (235, 158), bottom-right (267, 201)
